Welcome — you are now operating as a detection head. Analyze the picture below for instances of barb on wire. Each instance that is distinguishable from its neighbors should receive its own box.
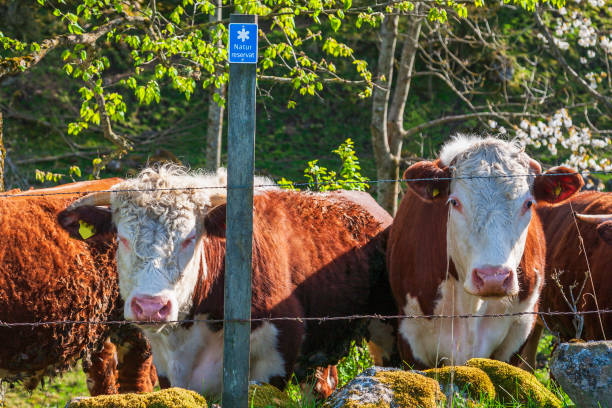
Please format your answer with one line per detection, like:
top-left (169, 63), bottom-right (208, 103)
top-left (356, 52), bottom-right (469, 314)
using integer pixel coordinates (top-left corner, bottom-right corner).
top-left (1, 169), bottom-right (611, 199)
top-left (0, 309), bottom-right (610, 328)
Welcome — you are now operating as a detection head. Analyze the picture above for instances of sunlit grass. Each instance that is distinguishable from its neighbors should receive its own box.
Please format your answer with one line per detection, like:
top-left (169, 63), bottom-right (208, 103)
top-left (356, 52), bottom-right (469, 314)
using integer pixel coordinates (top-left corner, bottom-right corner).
top-left (2, 333), bottom-right (573, 408)
top-left (1, 367), bottom-right (88, 408)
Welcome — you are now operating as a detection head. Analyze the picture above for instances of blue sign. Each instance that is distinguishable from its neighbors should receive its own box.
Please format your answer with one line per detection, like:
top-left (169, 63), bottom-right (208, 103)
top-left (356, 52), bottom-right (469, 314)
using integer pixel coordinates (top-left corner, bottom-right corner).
top-left (228, 23), bottom-right (258, 64)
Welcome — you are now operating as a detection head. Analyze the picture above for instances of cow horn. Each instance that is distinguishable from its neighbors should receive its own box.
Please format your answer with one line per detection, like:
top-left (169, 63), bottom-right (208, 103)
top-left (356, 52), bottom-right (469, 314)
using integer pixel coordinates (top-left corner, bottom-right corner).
top-left (67, 191), bottom-right (112, 210)
top-left (575, 213), bottom-right (612, 224)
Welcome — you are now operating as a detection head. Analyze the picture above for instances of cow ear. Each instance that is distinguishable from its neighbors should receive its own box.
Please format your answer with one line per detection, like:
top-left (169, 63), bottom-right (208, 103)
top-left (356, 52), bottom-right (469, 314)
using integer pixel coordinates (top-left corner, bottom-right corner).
top-left (403, 160), bottom-right (451, 202)
top-left (596, 221), bottom-right (612, 246)
top-left (533, 166), bottom-right (584, 204)
top-left (58, 205), bottom-right (114, 241)
top-left (203, 203), bottom-right (226, 238)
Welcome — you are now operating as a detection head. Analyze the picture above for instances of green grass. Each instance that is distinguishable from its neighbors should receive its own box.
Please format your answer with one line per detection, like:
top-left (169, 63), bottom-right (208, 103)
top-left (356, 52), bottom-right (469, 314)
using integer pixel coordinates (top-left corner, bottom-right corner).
top-left (1, 334), bottom-right (573, 408)
top-left (1, 367), bottom-right (88, 408)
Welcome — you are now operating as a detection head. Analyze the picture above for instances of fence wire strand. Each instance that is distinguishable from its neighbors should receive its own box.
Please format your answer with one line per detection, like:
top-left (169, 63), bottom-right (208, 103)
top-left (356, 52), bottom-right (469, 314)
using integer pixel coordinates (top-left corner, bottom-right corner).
top-left (1, 309), bottom-right (611, 328)
top-left (0, 166), bottom-right (610, 328)
top-left (1, 169), bottom-right (611, 198)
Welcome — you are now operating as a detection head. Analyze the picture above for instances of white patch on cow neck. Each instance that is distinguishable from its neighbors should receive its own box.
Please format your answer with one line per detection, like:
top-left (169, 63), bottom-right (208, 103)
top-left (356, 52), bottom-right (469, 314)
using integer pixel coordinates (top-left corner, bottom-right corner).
top-left (399, 272), bottom-right (542, 367)
top-left (144, 317), bottom-right (285, 398)
top-left (367, 319), bottom-right (396, 363)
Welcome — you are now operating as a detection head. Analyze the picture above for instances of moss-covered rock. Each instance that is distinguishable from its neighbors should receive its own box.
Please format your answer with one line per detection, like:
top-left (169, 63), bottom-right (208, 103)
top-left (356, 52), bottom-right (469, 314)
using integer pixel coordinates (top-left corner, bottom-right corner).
top-left (424, 366), bottom-right (495, 403)
top-left (466, 358), bottom-right (562, 408)
top-left (248, 382), bottom-right (291, 407)
top-left (375, 370), bottom-right (446, 408)
top-left (66, 387), bottom-right (207, 408)
top-left (323, 366), bottom-right (445, 408)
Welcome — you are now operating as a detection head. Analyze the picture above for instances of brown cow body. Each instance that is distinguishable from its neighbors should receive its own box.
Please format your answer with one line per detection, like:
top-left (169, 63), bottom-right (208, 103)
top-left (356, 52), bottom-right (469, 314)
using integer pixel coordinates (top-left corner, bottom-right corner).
top-left (388, 186), bottom-right (546, 368)
top-left (59, 167), bottom-right (395, 398)
top-left (536, 191), bottom-right (611, 340)
top-left (0, 180), bottom-right (155, 394)
top-left (387, 136), bottom-right (583, 369)
top-left (151, 189), bottom-right (393, 395)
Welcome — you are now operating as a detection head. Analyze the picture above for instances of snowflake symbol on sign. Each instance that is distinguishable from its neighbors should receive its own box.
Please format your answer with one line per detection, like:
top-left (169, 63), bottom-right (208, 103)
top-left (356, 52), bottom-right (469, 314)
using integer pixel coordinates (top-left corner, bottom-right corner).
top-left (237, 27), bottom-right (250, 42)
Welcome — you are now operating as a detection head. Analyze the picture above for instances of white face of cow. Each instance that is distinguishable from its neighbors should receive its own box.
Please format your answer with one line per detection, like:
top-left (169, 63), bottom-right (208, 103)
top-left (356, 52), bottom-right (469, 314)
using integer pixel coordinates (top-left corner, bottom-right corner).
top-left (446, 177), bottom-right (534, 298)
top-left (97, 166), bottom-right (232, 323)
top-left (442, 140), bottom-right (537, 298)
top-left (114, 207), bottom-right (204, 322)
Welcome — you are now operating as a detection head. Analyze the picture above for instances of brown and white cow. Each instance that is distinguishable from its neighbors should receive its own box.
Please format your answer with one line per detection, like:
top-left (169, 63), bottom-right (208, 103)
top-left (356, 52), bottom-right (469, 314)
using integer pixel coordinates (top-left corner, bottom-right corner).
top-left (519, 191), bottom-right (612, 369)
top-left (58, 166), bottom-right (395, 398)
top-left (538, 191), bottom-right (611, 340)
top-left (387, 136), bottom-right (583, 369)
top-left (0, 179), bottom-right (156, 394)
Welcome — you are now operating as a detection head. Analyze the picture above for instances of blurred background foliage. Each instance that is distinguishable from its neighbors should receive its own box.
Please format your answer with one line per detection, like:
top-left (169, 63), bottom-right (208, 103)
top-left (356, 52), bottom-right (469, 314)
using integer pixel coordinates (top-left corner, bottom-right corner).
top-left (0, 0), bottom-right (610, 198)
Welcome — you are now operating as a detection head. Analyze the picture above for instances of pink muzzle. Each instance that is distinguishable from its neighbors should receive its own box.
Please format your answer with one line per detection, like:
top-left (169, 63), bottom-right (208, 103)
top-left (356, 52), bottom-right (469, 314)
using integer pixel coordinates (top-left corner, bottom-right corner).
top-left (130, 295), bottom-right (172, 321)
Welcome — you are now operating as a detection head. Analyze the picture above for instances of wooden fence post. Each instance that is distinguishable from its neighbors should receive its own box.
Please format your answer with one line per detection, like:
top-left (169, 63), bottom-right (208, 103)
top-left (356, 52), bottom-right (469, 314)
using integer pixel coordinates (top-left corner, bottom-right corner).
top-left (223, 13), bottom-right (257, 408)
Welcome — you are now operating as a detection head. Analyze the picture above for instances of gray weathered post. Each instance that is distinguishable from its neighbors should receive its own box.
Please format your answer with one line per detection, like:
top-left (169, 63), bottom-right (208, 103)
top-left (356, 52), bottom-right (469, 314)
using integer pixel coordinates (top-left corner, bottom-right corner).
top-left (223, 13), bottom-right (257, 408)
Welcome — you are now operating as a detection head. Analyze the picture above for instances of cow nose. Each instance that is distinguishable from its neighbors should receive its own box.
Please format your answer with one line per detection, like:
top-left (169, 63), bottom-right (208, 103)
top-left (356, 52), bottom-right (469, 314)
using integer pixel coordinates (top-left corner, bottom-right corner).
top-left (472, 266), bottom-right (513, 297)
top-left (131, 296), bottom-right (172, 321)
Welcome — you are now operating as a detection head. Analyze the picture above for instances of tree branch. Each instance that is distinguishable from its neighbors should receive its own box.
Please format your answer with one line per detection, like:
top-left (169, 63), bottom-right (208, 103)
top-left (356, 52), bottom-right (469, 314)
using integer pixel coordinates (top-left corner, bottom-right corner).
top-left (0, 15), bottom-right (148, 80)
top-left (533, 8), bottom-right (612, 111)
top-left (402, 111), bottom-right (534, 138)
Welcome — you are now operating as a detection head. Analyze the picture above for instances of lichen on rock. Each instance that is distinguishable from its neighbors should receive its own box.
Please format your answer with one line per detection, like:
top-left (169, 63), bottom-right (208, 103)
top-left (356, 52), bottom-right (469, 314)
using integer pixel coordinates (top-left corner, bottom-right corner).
top-left (423, 366), bottom-right (495, 403)
top-left (466, 358), bottom-right (561, 408)
top-left (550, 341), bottom-right (612, 408)
top-left (65, 387), bottom-right (208, 408)
top-left (323, 366), bottom-right (445, 408)
top-left (375, 370), bottom-right (445, 408)
top-left (248, 382), bottom-right (291, 407)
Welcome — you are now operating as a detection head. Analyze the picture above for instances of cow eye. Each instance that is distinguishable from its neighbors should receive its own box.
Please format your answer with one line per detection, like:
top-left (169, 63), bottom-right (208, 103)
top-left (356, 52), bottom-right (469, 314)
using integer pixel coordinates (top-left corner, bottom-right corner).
top-left (447, 196), bottom-right (463, 212)
top-left (447, 197), bottom-right (460, 208)
top-left (522, 199), bottom-right (535, 215)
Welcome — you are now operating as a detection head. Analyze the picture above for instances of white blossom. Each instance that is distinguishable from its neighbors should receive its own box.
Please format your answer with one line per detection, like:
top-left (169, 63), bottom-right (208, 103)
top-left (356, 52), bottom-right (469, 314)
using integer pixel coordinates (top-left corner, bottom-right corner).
top-left (514, 109), bottom-right (609, 174)
top-left (600, 36), bottom-right (612, 53)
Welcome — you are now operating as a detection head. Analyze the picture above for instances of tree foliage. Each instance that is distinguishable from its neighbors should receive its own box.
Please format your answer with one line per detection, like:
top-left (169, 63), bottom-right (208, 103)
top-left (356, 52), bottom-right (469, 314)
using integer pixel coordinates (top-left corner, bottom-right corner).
top-left (1, 0), bottom-right (568, 175)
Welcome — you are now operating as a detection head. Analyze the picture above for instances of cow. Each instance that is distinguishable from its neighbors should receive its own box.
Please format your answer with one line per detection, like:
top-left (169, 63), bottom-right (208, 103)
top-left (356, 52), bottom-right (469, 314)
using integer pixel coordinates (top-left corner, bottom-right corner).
top-left (58, 166), bottom-right (396, 399)
top-left (387, 135), bottom-right (584, 369)
top-left (0, 180), bottom-right (156, 395)
top-left (519, 191), bottom-right (611, 369)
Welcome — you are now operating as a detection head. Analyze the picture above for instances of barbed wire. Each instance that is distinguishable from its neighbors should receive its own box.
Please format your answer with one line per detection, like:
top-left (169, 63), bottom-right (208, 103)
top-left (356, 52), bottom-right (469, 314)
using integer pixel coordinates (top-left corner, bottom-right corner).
top-left (0, 309), bottom-right (610, 328)
top-left (1, 169), bottom-right (611, 199)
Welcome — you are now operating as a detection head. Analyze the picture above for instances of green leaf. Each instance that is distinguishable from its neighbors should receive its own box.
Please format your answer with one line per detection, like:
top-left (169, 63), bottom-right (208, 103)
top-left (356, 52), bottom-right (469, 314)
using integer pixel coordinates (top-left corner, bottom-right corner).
top-left (328, 14), bottom-right (341, 32)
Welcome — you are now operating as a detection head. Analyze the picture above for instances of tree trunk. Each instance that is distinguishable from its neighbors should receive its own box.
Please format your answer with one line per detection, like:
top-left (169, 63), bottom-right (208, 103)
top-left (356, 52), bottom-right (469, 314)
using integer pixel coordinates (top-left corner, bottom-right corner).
top-left (371, 9), bottom-right (423, 215)
top-left (371, 14), bottom-right (399, 214)
top-left (205, 0), bottom-right (225, 170)
top-left (0, 112), bottom-right (5, 192)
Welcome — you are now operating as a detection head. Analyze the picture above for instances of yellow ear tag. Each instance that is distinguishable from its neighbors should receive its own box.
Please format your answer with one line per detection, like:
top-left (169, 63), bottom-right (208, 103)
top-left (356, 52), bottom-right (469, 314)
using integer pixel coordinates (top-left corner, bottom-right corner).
top-left (554, 184), bottom-right (562, 197)
top-left (432, 188), bottom-right (440, 198)
top-left (78, 220), bottom-right (96, 240)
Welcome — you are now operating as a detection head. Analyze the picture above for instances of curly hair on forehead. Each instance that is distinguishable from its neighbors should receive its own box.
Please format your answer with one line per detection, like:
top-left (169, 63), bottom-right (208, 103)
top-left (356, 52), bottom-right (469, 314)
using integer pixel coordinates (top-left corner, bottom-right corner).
top-left (109, 164), bottom-right (276, 232)
top-left (440, 134), bottom-right (535, 199)
top-left (440, 135), bottom-right (531, 169)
